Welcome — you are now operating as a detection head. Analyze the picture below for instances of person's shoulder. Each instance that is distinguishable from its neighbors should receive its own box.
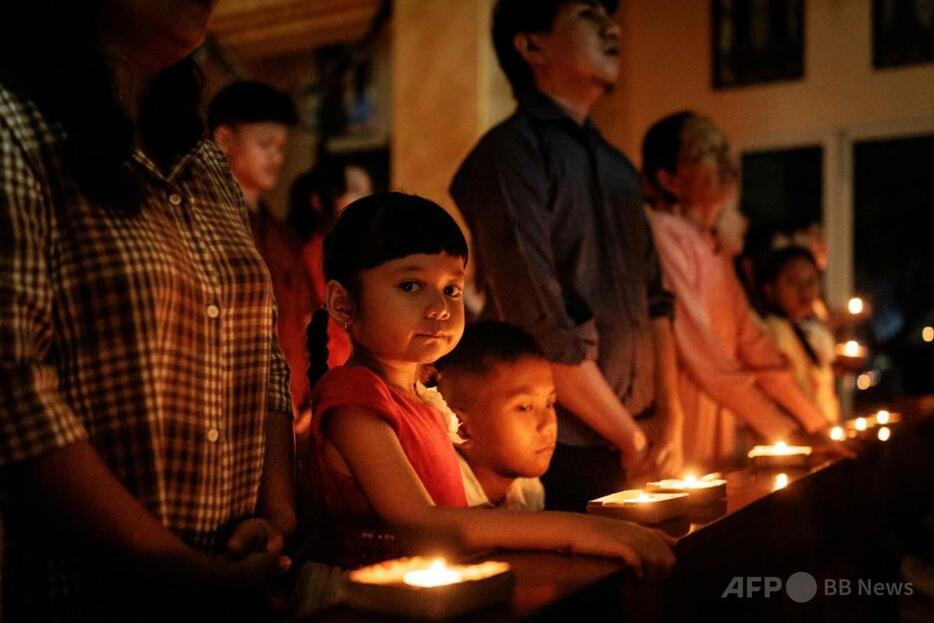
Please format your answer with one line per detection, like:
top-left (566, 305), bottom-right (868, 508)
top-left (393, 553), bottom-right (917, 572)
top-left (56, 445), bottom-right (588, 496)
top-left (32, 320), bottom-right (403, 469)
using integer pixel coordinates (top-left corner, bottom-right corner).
top-left (451, 111), bottom-right (542, 199)
top-left (0, 80), bottom-right (59, 172)
top-left (505, 477), bottom-right (545, 511)
top-left (311, 366), bottom-right (403, 427)
top-left (314, 366), bottom-right (389, 398)
top-left (461, 111), bottom-right (540, 166)
top-left (762, 314), bottom-right (796, 341)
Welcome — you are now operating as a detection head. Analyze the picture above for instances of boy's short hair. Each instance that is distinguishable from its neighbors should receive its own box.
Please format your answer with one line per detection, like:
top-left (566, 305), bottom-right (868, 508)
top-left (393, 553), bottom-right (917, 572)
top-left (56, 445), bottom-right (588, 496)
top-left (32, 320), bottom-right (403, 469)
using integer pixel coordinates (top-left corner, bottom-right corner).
top-left (435, 320), bottom-right (546, 377)
top-left (492, 0), bottom-right (619, 97)
top-left (207, 80), bottom-right (298, 133)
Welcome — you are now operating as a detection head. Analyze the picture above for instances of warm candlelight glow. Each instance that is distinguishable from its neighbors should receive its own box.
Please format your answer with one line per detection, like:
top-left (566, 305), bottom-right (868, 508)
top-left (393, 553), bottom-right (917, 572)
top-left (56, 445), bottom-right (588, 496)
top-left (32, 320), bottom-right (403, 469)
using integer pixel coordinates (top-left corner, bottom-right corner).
top-left (848, 297), bottom-right (864, 315)
top-left (402, 560), bottom-right (463, 588)
top-left (749, 442), bottom-right (812, 457)
top-left (843, 340), bottom-right (860, 357)
top-left (628, 492), bottom-right (656, 503)
top-left (877, 426), bottom-right (891, 442)
top-left (855, 417), bottom-right (868, 431)
top-left (923, 326), bottom-right (934, 343)
top-left (876, 410), bottom-right (891, 425)
top-left (830, 426), bottom-right (845, 441)
top-left (856, 373), bottom-right (872, 390)
top-left (774, 473), bottom-right (789, 490)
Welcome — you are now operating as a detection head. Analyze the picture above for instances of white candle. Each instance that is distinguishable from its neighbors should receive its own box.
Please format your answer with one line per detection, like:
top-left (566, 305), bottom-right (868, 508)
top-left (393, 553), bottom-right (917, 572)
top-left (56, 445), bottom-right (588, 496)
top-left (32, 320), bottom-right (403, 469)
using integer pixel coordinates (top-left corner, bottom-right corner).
top-left (748, 442), bottom-right (812, 467)
top-left (646, 472), bottom-right (728, 506)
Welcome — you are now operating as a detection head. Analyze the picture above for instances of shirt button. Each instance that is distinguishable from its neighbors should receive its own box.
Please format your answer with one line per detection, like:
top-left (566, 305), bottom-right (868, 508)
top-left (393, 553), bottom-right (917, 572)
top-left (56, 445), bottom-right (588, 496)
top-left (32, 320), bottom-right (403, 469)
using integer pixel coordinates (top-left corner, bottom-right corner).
top-left (206, 304), bottom-right (220, 318)
top-left (169, 193), bottom-right (182, 206)
top-left (206, 428), bottom-right (220, 443)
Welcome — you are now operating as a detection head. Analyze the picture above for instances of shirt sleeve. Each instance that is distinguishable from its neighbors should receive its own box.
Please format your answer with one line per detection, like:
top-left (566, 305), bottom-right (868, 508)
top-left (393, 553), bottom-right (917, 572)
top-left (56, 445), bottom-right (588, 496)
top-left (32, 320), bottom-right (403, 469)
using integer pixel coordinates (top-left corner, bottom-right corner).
top-left (266, 301), bottom-right (294, 419)
top-left (0, 126), bottom-right (88, 466)
top-left (735, 295), bottom-right (827, 434)
top-left (450, 129), bottom-right (597, 365)
top-left (649, 218), bottom-right (799, 440)
top-left (310, 367), bottom-right (399, 435)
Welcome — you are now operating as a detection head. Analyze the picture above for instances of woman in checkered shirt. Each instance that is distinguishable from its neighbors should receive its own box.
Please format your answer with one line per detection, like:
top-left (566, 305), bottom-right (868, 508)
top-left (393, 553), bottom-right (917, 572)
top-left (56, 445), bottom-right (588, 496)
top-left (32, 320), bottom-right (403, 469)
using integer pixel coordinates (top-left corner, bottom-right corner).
top-left (0, 1), bottom-right (296, 620)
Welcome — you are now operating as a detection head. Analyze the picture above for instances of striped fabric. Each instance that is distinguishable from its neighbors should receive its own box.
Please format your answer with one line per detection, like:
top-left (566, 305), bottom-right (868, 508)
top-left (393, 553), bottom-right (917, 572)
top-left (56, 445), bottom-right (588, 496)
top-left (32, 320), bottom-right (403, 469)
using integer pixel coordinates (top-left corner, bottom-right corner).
top-left (0, 80), bottom-right (291, 619)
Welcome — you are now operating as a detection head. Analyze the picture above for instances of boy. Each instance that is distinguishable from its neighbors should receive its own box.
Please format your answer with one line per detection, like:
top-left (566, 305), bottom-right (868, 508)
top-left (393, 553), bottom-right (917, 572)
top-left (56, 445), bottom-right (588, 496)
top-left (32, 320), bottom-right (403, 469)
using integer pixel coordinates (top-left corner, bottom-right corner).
top-left (436, 321), bottom-right (558, 511)
top-left (209, 81), bottom-right (315, 427)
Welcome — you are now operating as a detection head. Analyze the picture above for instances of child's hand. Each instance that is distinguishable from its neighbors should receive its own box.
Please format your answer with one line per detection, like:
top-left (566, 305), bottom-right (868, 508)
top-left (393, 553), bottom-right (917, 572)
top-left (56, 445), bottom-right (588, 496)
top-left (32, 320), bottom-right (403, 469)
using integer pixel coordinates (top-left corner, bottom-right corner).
top-left (572, 516), bottom-right (677, 580)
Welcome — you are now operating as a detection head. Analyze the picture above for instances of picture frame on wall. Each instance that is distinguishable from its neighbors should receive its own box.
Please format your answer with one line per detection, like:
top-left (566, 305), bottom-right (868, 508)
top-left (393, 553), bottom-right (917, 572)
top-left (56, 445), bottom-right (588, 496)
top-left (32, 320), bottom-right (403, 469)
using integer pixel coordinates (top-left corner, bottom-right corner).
top-left (712, 0), bottom-right (805, 89)
top-left (873, 0), bottom-right (934, 69)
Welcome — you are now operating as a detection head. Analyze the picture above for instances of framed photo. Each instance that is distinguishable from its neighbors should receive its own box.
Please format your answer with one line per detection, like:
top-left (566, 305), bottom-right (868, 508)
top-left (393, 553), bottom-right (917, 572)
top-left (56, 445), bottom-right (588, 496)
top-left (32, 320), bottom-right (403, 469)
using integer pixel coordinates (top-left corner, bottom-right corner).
top-left (712, 0), bottom-right (805, 89)
top-left (873, 0), bottom-right (934, 69)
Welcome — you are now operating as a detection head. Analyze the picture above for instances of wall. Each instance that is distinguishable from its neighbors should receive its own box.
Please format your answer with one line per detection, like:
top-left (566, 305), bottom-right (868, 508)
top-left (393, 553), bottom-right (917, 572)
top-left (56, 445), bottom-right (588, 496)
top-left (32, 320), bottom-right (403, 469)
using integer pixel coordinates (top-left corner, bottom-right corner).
top-left (595, 0), bottom-right (934, 159)
top-left (392, 0), bottom-right (512, 222)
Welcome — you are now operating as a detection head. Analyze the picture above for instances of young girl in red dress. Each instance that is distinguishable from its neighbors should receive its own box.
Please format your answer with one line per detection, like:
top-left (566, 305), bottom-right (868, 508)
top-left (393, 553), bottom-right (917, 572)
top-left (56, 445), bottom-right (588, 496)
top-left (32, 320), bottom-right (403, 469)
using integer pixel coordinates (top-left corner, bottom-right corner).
top-left (303, 192), bottom-right (675, 574)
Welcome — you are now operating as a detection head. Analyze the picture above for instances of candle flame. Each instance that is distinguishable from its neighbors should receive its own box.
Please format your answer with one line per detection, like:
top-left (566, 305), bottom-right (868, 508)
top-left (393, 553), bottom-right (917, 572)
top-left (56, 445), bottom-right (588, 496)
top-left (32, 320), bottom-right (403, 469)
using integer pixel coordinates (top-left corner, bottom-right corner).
top-left (855, 417), bottom-right (867, 431)
top-left (403, 559), bottom-right (463, 588)
top-left (848, 297), bottom-right (864, 315)
top-left (830, 426), bottom-right (845, 441)
top-left (843, 340), bottom-right (861, 357)
top-left (875, 410), bottom-right (890, 425)
top-left (774, 473), bottom-right (789, 490)
top-left (877, 426), bottom-right (891, 442)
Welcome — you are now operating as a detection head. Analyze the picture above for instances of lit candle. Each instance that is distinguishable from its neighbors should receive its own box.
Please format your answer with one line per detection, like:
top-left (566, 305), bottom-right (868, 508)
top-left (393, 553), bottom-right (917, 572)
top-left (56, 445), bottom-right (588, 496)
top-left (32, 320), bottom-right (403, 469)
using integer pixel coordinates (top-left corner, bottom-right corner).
top-left (748, 441), bottom-right (812, 467)
top-left (646, 472), bottom-right (728, 506)
top-left (403, 560), bottom-right (462, 588)
top-left (838, 340), bottom-right (864, 358)
top-left (588, 489), bottom-right (689, 524)
top-left (875, 410), bottom-right (890, 425)
top-left (854, 417), bottom-right (868, 432)
top-left (345, 557), bottom-right (514, 619)
top-left (773, 473), bottom-right (790, 491)
top-left (848, 297), bottom-right (864, 316)
top-left (830, 426), bottom-right (845, 441)
top-left (877, 426), bottom-right (891, 442)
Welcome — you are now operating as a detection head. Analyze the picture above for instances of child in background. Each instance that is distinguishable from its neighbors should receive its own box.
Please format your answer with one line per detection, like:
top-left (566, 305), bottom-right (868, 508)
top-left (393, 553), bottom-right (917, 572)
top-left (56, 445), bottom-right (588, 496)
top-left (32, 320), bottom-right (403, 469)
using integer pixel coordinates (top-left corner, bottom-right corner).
top-left (303, 192), bottom-right (675, 575)
top-left (435, 321), bottom-right (557, 511)
top-left (759, 246), bottom-right (840, 424)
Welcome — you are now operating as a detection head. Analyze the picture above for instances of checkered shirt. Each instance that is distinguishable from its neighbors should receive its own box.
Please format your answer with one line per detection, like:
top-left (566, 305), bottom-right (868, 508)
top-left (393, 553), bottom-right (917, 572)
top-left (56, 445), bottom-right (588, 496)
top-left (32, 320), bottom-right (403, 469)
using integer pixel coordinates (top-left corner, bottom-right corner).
top-left (0, 81), bottom-right (292, 619)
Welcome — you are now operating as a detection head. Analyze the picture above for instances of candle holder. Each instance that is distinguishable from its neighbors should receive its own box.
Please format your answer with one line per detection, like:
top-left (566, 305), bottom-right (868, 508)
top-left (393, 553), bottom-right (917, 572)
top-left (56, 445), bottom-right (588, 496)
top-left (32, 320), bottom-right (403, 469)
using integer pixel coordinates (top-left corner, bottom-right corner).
top-left (587, 490), bottom-right (689, 524)
top-left (834, 340), bottom-right (869, 371)
top-left (645, 474), bottom-right (727, 506)
top-left (343, 557), bottom-right (513, 620)
top-left (747, 442), bottom-right (812, 468)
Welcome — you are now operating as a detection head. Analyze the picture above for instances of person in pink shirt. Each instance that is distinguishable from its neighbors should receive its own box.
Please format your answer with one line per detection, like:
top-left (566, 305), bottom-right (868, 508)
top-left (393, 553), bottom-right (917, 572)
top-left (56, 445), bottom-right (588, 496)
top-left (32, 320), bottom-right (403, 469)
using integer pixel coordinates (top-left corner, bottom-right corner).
top-left (641, 111), bottom-right (828, 470)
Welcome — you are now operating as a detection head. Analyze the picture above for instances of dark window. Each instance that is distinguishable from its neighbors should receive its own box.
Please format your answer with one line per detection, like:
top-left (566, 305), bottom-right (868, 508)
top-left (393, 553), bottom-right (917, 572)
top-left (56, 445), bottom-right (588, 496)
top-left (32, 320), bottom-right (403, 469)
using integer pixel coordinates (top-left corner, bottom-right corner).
top-left (854, 134), bottom-right (934, 395)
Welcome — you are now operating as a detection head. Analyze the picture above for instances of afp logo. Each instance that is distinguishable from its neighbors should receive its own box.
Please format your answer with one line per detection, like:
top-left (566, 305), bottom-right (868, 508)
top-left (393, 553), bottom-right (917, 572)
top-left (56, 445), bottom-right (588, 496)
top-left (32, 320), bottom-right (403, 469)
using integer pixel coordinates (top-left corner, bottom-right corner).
top-left (722, 572), bottom-right (818, 603)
